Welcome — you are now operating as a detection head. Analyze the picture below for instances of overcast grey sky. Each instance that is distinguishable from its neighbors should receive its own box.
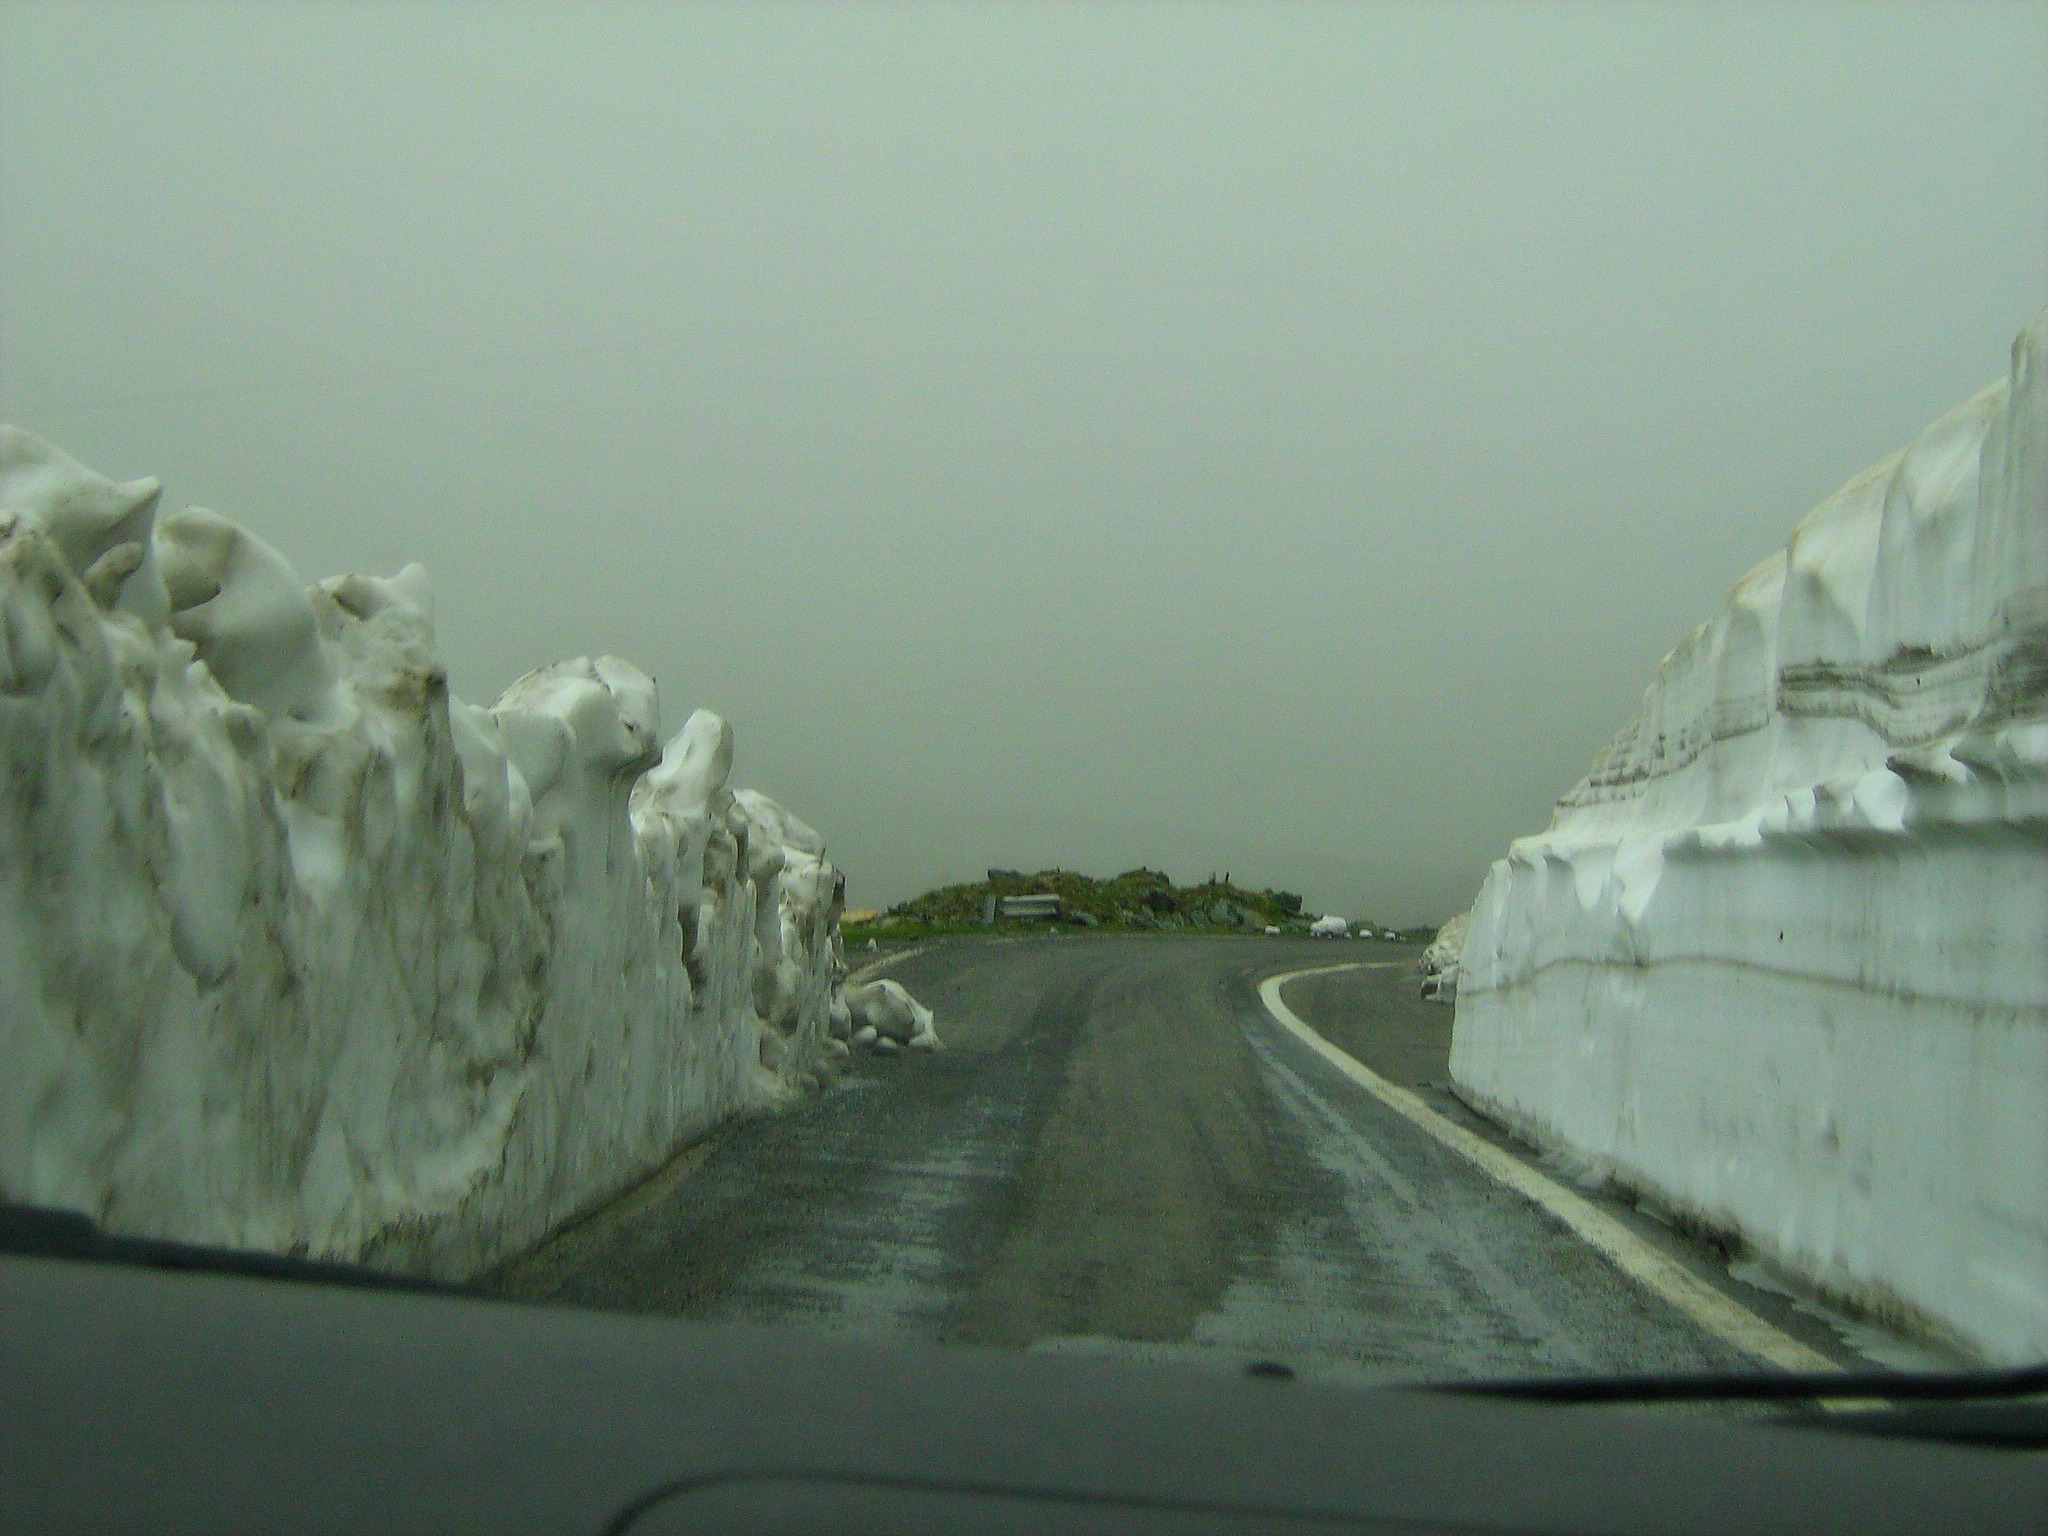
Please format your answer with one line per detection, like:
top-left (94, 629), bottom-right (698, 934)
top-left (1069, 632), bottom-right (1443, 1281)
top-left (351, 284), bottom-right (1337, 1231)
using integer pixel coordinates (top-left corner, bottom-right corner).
top-left (3, 1), bottom-right (2044, 922)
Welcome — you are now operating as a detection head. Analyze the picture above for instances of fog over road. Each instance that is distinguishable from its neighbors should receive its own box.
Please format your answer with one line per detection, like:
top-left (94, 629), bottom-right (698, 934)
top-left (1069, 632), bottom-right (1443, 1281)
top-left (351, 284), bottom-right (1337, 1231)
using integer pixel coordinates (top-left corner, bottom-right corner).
top-left (490, 936), bottom-right (1894, 1385)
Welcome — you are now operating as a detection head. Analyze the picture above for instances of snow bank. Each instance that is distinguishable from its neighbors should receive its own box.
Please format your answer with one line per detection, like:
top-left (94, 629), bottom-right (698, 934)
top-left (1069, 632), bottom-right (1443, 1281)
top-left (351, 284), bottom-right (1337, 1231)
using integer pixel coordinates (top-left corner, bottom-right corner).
top-left (0, 426), bottom-right (855, 1278)
top-left (1420, 911), bottom-right (1470, 1002)
top-left (1451, 310), bottom-right (2048, 1362)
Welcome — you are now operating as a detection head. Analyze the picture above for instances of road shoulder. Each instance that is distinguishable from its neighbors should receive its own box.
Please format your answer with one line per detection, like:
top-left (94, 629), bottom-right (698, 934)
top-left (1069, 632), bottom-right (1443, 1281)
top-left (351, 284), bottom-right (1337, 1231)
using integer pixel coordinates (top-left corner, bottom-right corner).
top-left (1259, 951), bottom-right (1958, 1377)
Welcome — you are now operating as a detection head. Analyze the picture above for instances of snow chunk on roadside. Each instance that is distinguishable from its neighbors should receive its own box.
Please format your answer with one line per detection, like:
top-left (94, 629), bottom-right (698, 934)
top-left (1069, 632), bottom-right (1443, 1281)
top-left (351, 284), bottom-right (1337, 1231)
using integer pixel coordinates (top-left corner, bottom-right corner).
top-left (840, 977), bottom-right (940, 1050)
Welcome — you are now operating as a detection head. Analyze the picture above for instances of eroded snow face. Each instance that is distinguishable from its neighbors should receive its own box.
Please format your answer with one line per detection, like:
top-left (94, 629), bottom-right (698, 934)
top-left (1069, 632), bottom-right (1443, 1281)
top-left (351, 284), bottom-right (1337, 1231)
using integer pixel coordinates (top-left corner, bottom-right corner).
top-left (0, 426), bottom-right (852, 1276)
top-left (1419, 911), bottom-right (1469, 1002)
top-left (1451, 310), bottom-right (2048, 1364)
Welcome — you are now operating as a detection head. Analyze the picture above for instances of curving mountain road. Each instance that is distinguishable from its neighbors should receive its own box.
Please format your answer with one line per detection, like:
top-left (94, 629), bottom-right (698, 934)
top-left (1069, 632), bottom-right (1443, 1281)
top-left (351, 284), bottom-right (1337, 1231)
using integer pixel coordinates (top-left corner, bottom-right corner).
top-left (486, 935), bottom-right (1906, 1386)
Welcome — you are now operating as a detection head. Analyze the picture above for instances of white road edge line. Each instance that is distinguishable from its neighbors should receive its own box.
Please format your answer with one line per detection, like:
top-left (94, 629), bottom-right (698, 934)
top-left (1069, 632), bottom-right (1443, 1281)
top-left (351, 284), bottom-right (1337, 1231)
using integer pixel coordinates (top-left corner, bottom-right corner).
top-left (1258, 962), bottom-right (1841, 1375)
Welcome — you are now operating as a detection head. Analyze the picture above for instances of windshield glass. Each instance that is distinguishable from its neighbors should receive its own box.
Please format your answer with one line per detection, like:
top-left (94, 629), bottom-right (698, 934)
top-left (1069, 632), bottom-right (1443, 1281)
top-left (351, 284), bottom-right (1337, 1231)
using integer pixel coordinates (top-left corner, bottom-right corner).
top-left (1, 0), bottom-right (2043, 1406)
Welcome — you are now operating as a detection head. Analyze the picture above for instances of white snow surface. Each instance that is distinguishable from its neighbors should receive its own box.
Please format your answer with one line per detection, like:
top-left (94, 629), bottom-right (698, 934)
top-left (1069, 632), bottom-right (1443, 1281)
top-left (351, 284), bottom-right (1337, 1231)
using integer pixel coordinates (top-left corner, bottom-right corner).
top-left (839, 979), bottom-right (940, 1051)
top-left (0, 426), bottom-right (865, 1277)
top-left (1419, 910), bottom-right (1469, 1002)
top-left (1452, 310), bottom-right (2048, 1363)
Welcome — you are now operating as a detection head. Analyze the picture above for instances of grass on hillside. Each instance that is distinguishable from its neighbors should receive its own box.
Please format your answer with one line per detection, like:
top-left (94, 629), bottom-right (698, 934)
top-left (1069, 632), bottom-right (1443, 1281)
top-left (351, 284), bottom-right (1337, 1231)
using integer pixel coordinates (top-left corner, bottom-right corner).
top-left (841, 867), bottom-right (1433, 944)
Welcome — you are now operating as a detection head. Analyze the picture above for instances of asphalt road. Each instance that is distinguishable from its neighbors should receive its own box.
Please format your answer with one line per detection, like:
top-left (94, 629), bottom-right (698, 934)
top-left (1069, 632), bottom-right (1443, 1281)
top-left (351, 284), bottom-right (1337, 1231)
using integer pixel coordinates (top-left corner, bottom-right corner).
top-left (487, 934), bottom-right (1920, 1386)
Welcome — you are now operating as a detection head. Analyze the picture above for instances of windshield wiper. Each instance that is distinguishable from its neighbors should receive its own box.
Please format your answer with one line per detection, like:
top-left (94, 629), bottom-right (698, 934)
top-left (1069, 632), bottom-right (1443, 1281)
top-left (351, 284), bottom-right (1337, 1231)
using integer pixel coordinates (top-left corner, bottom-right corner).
top-left (1437, 1362), bottom-right (2048, 1405)
top-left (0, 1201), bottom-right (472, 1297)
top-left (1436, 1363), bottom-right (2048, 1450)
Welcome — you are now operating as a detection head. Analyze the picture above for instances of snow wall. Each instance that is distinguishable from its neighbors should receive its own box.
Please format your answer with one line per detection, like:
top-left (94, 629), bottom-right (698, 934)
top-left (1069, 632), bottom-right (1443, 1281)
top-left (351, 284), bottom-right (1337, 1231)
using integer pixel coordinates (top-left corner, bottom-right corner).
top-left (0, 427), bottom-right (850, 1279)
top-left (1452, 309), bottom-right (2048, 1364)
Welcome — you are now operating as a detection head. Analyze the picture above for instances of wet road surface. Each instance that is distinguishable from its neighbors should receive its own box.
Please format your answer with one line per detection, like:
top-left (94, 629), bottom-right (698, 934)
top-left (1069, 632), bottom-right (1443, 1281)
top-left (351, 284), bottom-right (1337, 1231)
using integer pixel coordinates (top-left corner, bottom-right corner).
top-left (487, 935), bottom-right (1906, 1386)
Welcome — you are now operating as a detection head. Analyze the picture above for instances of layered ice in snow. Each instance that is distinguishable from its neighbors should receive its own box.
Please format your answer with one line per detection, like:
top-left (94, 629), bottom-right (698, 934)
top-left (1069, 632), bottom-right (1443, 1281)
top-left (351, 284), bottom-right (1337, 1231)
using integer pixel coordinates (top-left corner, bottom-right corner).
top-left (1451, 310), bottom-right (2048, 1362)
top-left (0, 426), bottom-right (929, 1277)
